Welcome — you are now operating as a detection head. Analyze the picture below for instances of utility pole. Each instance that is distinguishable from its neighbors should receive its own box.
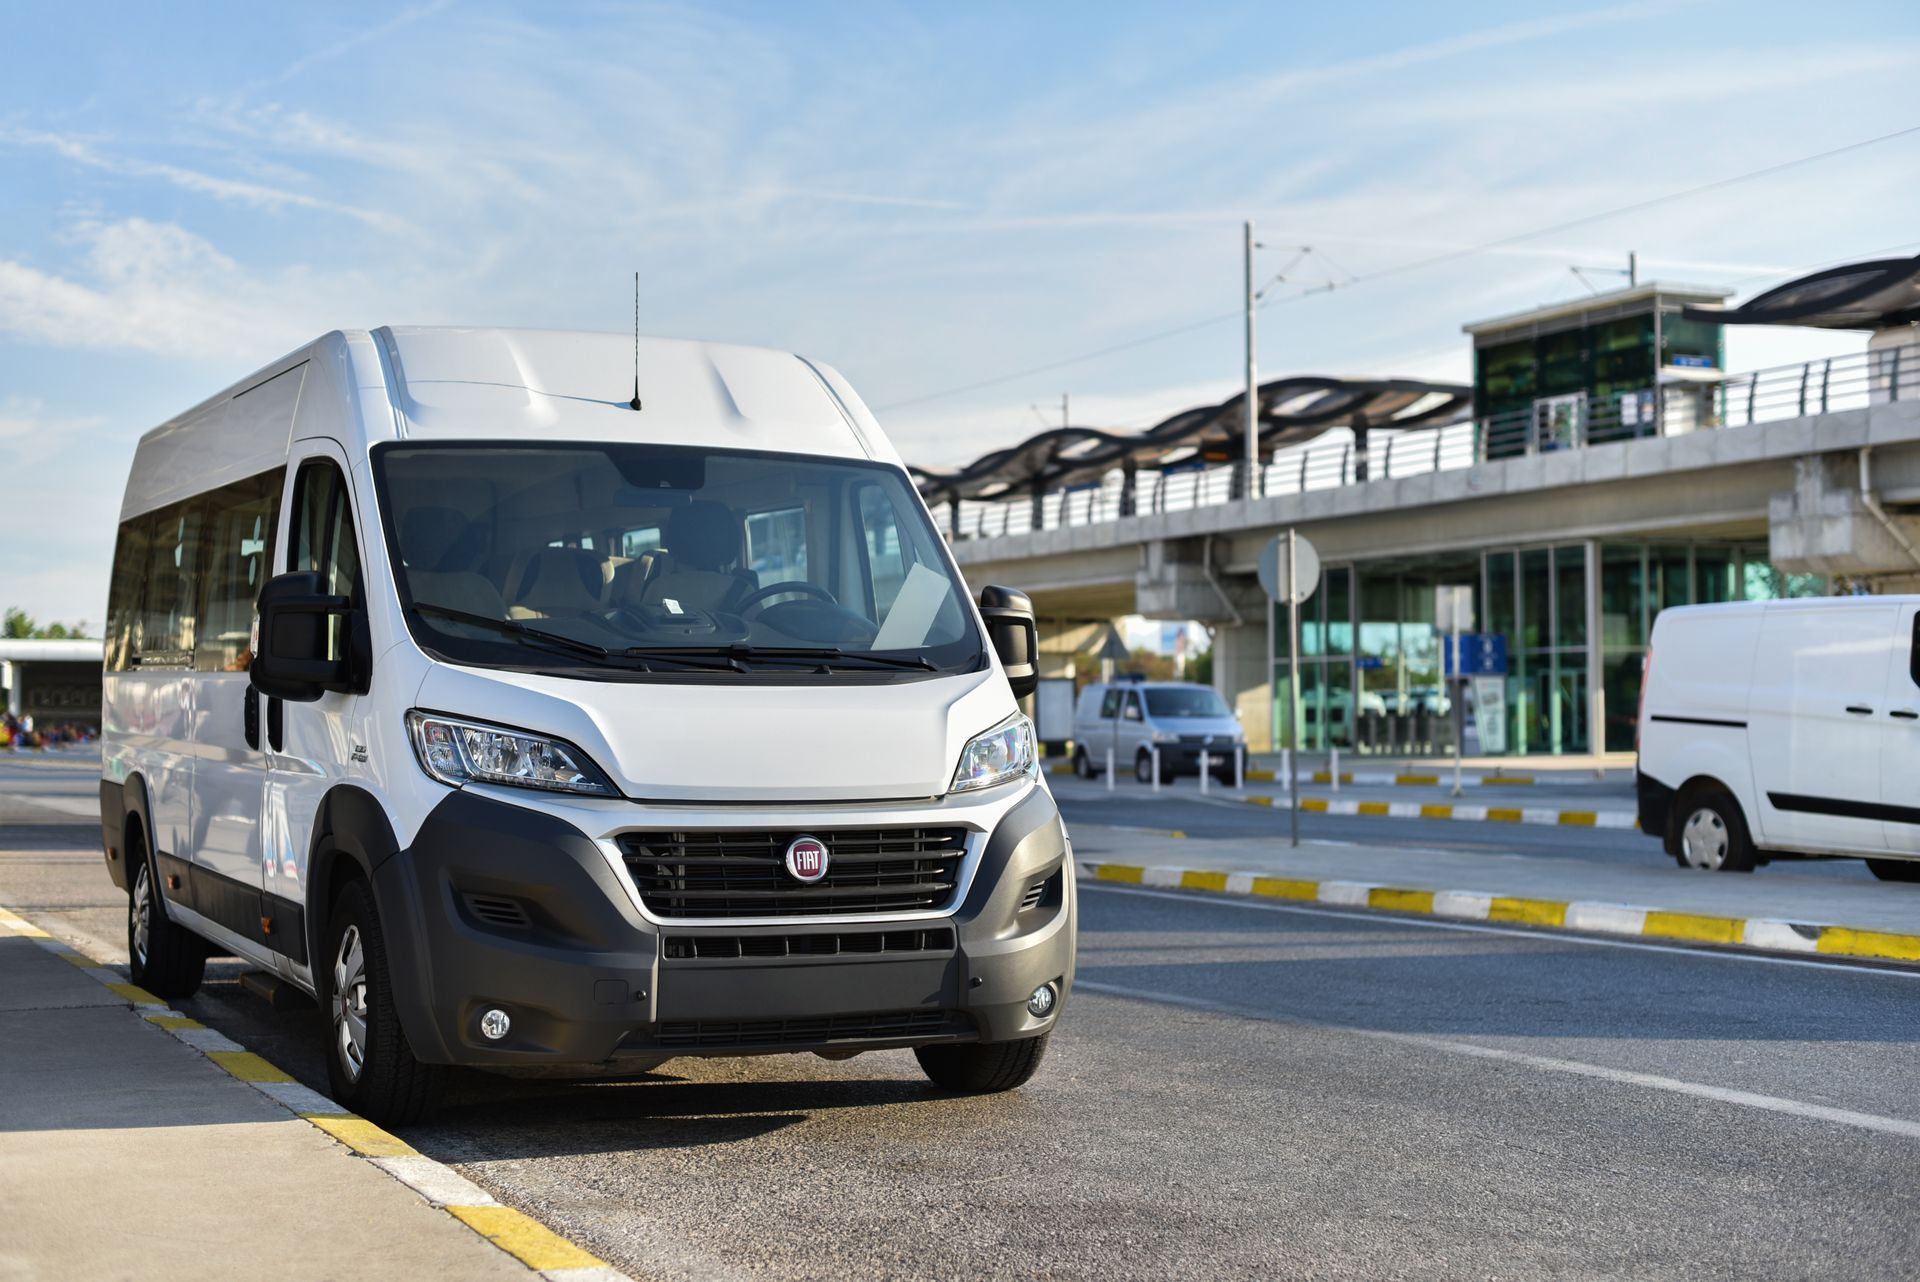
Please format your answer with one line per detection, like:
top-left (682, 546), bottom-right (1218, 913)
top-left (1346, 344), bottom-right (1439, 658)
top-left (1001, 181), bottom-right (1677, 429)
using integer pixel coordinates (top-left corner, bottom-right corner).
top-left (1244, 220), bottom-right (1259, 504)
top-left (1062, 393), bottom-right (1071, 429)
top-left (1628, 251), bottom-right (1638, 287)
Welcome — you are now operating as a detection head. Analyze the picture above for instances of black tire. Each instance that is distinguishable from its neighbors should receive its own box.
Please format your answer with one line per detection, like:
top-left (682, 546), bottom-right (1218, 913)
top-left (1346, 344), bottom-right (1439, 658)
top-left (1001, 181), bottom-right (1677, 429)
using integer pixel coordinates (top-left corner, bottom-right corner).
top-left (1072, 746), bottom-right (1093, 779)
top-left (1670, 785), bottom-right (1756, 873)
top-left (916, 1032), bottom-right (1050, 1093)
top-left (1135, 749), bottom-right (1164, 785)
top-left (322, 879), bottom-right (446, 1125)
top-left (126, 832), bottom-right (207, 1000)
top-left (1866, 858), bottom-right (1920, 883)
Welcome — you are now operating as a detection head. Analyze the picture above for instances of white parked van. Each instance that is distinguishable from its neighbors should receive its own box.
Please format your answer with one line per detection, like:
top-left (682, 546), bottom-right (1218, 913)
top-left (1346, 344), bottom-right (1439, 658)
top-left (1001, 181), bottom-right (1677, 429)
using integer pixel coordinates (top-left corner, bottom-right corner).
top-left (1070, 679), bottom-right (1246, 783)
top-left (98, 327), bottom-right (1074, 1123)
top-left (1637, 596), bottom-right (1920, 882)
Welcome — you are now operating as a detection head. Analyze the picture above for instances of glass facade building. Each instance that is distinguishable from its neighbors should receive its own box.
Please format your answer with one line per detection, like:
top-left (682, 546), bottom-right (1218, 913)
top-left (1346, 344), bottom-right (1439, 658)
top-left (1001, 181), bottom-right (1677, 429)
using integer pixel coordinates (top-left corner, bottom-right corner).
top-left (1273, 541), bottom-right (1824, 756)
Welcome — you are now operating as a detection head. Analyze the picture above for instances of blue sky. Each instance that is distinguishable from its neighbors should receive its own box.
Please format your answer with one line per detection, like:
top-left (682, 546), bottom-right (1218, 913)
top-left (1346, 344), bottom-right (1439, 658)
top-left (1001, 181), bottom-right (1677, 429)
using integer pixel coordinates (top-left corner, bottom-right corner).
top-left (4, 0), bottom-right (1919, 625)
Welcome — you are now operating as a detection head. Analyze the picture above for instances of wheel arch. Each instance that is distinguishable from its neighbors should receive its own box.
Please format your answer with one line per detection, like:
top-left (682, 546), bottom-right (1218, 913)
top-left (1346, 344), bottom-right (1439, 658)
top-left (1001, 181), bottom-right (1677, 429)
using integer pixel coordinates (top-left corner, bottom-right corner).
top-left (305, 785), bottom-right (401, 998)
top-left (1669, 775), bottom-right (1749, 856)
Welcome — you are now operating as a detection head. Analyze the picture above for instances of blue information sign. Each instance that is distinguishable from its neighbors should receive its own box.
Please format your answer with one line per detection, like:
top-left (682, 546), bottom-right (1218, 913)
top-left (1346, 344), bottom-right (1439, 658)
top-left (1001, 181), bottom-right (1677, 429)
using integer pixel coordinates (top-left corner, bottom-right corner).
top-left (1443, 633), bottom-right (1509, 677)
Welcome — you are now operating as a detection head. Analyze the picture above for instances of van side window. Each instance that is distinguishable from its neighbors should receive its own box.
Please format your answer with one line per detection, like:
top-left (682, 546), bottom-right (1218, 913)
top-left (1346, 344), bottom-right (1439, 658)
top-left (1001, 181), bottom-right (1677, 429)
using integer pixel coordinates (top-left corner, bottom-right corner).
top-left (104, 517), bottom-right (152, 673)
top-left (139, 502), bottom-right (203, 668)
top-left (196, 468), bottom-right (285, 672)
top-left (1122, 693), bottom-right (1143, 721)
top-left (291, 461), bottom-right (362, 663)
top-left (1099, 690), bottom-right (1122, 719)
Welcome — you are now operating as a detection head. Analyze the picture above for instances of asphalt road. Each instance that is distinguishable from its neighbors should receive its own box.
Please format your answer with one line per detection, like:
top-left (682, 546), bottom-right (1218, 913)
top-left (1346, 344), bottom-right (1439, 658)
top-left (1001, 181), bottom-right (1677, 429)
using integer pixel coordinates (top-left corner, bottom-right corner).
top-left (4, 754), bottom-right (1917, 1279)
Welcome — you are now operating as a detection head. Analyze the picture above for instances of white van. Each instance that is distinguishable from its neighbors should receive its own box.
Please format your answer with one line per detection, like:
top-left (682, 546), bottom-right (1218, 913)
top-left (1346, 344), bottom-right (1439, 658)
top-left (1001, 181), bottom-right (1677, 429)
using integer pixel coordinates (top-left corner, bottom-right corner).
top-left (97, 327), bottom-right (1074, 1123)
top-left (1070, 679), bottom-right (1246, 783)
top-left (1637, 596), bottom-right (1920, 882)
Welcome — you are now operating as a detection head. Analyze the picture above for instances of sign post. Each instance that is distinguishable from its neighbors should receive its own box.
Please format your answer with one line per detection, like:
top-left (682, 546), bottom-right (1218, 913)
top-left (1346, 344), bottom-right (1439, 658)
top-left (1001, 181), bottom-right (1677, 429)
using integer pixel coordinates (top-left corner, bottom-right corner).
top-left (1259, 532), bottom-right (1320, 847)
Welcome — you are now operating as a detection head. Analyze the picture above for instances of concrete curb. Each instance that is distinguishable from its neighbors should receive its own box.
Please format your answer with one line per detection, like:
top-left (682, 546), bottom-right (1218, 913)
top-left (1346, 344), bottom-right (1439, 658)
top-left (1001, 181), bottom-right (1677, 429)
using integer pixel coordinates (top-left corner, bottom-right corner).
top-left (1238, 792), bottom-right (1638, 829)
top-left (1078, 861), bottom-right (1920, 967)
top-left (0, 903), bottom-right (632, 1282)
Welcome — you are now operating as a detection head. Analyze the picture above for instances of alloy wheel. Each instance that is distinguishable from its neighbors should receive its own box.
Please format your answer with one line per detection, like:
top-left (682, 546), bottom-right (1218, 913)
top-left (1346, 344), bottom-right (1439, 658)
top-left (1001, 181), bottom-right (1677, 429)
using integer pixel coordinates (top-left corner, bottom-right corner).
top-left (332, 925), bottom-right (369, 1082)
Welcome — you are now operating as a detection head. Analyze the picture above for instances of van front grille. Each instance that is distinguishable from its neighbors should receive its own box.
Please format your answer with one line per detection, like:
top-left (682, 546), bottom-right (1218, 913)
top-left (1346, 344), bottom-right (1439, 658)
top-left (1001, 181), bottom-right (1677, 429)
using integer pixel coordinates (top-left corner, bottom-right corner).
top-left (662, 927), bottom-right (956, 960)
top-left (617, 827), bottom-right (969, 919)
top-left (648, 1009), bottom-right (965, 1049)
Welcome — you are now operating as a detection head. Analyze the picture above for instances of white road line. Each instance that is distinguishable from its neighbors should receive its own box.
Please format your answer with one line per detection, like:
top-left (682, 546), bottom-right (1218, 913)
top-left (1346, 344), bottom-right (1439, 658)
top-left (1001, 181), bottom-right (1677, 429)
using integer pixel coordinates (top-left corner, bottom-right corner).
top-left (1074, 979), bottom-right (1920, 1141)
top-left (1080, 882), bottom-right (1920, 979)
top-left (12, 794), bottom-right (98, 818)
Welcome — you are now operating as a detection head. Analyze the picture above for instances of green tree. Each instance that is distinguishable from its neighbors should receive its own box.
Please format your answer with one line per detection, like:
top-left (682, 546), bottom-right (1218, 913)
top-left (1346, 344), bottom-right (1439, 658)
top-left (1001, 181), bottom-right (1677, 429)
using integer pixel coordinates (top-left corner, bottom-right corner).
top-left (2, 608), bottom-right (89, 639)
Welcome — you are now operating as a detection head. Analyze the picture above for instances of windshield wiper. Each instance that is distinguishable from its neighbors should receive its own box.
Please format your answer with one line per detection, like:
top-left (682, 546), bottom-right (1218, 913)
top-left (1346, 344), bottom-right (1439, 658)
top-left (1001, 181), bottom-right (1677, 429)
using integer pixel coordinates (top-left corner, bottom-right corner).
top-left (415, 604), bottom-right (616, 660)
top-left (628, 643), bottom-right (936, 672)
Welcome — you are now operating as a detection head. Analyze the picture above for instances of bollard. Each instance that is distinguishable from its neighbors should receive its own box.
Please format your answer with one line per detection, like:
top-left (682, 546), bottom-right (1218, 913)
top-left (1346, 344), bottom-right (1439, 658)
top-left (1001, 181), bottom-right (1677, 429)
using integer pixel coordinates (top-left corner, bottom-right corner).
top-left (1283, 748), bottom-right (1292, 794)
top-left (1150, 745), bottom-right (1159, 794)
top-left (1199, 750), bottom-right (1210, 795)
top-left (1106, 746), bottom-right (1115, 793)
top-left (1235, 745), bottom-right (1245, 790)
top-left (1331, 746), bottom-right (1341, 793)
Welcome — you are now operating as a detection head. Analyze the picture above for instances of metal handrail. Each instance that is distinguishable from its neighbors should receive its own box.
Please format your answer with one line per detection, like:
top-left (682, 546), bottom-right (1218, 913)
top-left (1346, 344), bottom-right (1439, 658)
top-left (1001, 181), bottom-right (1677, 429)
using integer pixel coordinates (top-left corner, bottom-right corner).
top-left (931, 340), bottom-right (1920, 541)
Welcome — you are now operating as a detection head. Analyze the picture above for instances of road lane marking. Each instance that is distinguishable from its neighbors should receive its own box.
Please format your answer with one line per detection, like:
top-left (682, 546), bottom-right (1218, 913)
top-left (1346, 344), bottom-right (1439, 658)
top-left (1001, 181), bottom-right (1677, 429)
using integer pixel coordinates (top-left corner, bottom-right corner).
top-left (1081, 883), bottom-right (1920, 980)
top-left (1074, 979), bottom-right (1920, 1141)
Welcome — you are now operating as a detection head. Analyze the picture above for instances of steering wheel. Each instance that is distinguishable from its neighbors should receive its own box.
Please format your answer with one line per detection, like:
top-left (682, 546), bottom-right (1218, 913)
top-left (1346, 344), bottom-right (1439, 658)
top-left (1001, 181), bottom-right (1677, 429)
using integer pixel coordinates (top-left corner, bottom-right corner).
top-left (735, 581), bottom-right (837, 615)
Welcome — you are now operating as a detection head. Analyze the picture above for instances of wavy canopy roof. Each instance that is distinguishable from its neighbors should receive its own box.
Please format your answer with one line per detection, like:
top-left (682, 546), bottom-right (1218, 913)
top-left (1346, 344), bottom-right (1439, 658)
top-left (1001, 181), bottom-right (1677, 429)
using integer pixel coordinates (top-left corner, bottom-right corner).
top-left (910, 374), bottom-right (1470, 504)
top-left (1682, 253), bottom-right (1920, 331)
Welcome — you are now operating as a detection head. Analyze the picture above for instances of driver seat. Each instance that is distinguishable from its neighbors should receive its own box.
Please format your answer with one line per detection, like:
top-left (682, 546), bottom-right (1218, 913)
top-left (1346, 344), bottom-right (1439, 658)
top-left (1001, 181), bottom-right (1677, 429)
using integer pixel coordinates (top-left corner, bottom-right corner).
top-left (630, 501), bottom-right (758, 614)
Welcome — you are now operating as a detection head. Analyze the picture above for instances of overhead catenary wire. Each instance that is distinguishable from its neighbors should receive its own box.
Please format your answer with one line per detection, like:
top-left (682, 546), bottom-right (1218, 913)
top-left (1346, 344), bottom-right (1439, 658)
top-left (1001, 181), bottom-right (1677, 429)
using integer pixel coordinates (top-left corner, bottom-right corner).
top-left (874, 122), bottom-right (1920, 413)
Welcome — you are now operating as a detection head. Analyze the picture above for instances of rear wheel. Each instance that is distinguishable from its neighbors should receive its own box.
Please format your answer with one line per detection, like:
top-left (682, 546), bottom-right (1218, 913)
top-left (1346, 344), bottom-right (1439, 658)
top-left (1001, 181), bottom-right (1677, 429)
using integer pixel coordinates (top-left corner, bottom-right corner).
top-left (1072, 746), bottom-right (1094, 779)
top-left (126, 835), bottom-right (206, 1000)
top-left (916, 1033), bottom-right (1050, 1093)
top-left (322, 880), bottom-right (445, 1125)
top-left (1866, 858), bottom-right (1920, 883)
top-left (1672, 787), bottom-right (1756, 873)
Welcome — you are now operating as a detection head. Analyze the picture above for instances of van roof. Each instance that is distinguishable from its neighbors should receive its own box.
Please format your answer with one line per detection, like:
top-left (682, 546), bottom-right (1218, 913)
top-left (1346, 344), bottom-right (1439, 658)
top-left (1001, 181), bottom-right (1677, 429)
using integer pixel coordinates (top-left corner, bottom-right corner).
top-left (124, 327), bottom-right (899, 520)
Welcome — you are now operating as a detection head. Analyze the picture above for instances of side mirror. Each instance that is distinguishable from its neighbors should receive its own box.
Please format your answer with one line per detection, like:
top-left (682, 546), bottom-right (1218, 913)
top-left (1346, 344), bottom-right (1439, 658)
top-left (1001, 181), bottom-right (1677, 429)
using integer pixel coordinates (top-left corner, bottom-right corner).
top-left (250, 571), bottom-right (365, 703)
top-left (977, 584), bottom-right (1038, 701)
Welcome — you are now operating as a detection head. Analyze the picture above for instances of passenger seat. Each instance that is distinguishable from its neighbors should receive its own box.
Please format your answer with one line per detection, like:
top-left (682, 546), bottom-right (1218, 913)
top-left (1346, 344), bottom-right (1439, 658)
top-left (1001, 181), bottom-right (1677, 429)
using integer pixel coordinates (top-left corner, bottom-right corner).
top-left (397, 507), bottom-right (506, 618)
top-left (507, 547), bottom-right (608, 618)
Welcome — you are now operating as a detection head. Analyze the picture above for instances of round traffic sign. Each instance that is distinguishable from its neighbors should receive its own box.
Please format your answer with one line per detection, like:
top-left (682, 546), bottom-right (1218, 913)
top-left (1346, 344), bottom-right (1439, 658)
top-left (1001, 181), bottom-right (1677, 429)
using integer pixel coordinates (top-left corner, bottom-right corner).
top-left (1257, 532), bottom-right (1320, 604)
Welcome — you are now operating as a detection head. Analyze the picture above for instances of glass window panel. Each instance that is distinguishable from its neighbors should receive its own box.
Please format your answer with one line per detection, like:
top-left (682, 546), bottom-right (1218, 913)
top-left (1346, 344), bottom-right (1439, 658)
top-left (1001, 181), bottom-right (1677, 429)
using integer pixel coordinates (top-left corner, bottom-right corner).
top-left (139, 501), bottom-right (202, 665)
top-left (1486, 551), bottom-right (1516, 645)
top-left (1600, 544), bottom-right (1645, 649)
top-left (1602, 650), bottom-right (1644, 753)
top-left (105, 518), bottom-right (152, 673)
top-left (1325, 567), bottom-right (1353, 656)
top-left (197, 470), bottom-right (284, 672)
top-left (747, 505), bottom-right (811, 588)
top-left (1695, 551), bottom-right (1737, 604)
top-left (1554, 545), bottom-right (1587, 649)
top-left (1520, 549), bottom-right (1551, 650)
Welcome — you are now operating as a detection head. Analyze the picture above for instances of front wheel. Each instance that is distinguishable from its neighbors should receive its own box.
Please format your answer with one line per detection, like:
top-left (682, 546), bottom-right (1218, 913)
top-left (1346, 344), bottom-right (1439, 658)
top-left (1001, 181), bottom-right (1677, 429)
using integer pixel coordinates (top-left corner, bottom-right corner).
top-left (322, 880), bottom-right (446, 1125)
top-left (127, 842), bottom-right (207, 1000)
top-left (1866, 858), bottom-right (1920, 883)
top-left (1072, 747), bottom-right (1094, 779)
top-left (1135, 750), bottom-right (1165, 785)
top-left (916, 1033), bottom-right (1050, 1093)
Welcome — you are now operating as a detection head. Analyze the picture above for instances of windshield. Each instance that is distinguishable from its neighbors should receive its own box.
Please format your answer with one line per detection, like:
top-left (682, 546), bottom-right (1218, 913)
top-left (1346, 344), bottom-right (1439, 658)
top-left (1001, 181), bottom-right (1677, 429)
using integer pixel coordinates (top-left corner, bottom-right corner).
top-left (1144, 687), bottom-right (1233, 718)
top-left (372, 443), bottom-right (983, 678)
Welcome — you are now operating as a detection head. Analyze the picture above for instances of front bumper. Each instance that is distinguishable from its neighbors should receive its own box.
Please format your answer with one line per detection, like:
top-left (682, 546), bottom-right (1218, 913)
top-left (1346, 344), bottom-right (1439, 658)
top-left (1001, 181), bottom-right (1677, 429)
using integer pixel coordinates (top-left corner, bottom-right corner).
top-left (1152, 743), bottom-right (1244, 776)
top-left (373, 782), bottom-right (1075, 1068)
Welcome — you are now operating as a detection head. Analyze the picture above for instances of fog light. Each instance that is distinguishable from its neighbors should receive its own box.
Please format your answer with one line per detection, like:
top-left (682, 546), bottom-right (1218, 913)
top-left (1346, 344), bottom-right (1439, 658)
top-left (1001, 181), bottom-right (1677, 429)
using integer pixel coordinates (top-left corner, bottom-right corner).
top-left (1026, 984), bottom-right (1056, 1018)
top-left (479, 1008), bottom-right (511, 1041)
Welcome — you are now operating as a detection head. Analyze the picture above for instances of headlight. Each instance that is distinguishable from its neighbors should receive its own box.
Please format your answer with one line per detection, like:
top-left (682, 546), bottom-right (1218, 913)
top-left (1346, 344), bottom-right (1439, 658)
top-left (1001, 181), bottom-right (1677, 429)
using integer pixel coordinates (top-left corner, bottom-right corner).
top-left (950, 712), bottom-right (1037, 794)
top-left (1151, 729), bottom-right (1179, 744)
top-left (405, 711), bottom-right (618, 796)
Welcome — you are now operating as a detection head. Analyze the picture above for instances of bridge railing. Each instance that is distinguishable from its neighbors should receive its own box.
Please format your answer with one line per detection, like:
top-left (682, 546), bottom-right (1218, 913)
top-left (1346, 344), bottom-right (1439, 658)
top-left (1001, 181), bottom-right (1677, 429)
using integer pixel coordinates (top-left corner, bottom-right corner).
top-left (930, 340), bottom-right (1920, 542)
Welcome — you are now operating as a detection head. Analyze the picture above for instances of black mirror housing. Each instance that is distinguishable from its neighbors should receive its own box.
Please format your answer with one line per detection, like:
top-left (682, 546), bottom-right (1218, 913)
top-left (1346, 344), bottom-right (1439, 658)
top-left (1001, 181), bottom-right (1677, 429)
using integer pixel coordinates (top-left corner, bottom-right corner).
top-left (250, 571), bottom-right (362, 703)
top-left (978, 584), bottom-right (1039, 701)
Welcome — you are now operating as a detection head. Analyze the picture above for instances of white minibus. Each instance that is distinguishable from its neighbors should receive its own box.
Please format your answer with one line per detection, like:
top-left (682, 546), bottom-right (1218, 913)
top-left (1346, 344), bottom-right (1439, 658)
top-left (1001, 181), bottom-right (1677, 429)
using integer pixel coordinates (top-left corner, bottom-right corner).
top-left (99, 327), bottom-right (1074, 1123)
top-left (1637, 596), bottom-right (1920, 881)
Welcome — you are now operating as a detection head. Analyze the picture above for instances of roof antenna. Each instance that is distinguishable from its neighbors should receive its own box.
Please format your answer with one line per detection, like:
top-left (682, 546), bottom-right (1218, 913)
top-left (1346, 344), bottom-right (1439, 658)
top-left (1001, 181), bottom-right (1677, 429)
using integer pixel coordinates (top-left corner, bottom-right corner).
top-left (628, 270), bottom-right (643, 411)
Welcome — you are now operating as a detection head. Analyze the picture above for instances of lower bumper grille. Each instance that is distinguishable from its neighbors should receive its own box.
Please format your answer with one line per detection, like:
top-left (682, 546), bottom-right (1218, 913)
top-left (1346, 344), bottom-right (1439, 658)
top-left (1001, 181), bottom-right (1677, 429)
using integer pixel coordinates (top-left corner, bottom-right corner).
top-left (649, 1009), bottom-right (966, 1050)
top-left (662, 927), bottom-right (956, 960)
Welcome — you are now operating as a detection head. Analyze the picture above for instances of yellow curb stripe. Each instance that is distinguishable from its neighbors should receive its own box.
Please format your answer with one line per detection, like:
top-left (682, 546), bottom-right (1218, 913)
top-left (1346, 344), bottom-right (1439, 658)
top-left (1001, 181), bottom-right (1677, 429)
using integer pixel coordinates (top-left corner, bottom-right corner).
top-left (1246, 795), bottom-right (1274, 807)
top-left (447, 1205), bottom-right (606, 1273)
top-left (1642, 911), bottom-right (1744, 944)
top-left (1179, 870), bottom-right (1229, 892)
top-left (1300, 798), bottom-right (1330, 813)
top-left (1488, 896), bottom-right (1568, 927)
top-left (303, 1114), bottom-right (418, 1158)
top-left (1558, 811), bottom-right (1598, 827)
top-left (1048, 763), bottom-right (1074, 775)
top-left (0, 917), bottom-right (50, 937)
top-left (1369, 887), bottom-right (1435, 914)
top-left (1357, 800), bottom-right (1391, 816)
top-left (104, 981), bottom-right (164, 1006)
top-left (54, 949), bottom-right (98, 968)
top-left (1251, 877), bottom-right (1321, 901)
top-left (1169, 830), bottom-right (1187, 839)
top-left (1245, 769), bottom-right (1276, 782)
top-left (1486, 807), bottom-right (1524, 823)
top-left (206, 1050), bottom-right (294, 1083)
top-left (1487, 775), bottom-right (1536, 785)
top-left (1816, 927), bottom-right (1920, 963)
top-left (1394, 775), bottom-right (1440, 786)
top-left (1419, 803), bottom-right (1454, 819)
top-left (143, 1013), bottom-right (205, 1030)
top-left (1094, 864), bottom-right (1145, 884)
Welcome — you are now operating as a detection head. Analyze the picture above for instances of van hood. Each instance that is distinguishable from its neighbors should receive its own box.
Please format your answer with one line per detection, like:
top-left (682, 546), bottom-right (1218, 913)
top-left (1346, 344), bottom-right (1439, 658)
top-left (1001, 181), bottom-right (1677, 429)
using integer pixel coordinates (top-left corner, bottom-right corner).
top-left (413, 663), bottom-right (1015, 803)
